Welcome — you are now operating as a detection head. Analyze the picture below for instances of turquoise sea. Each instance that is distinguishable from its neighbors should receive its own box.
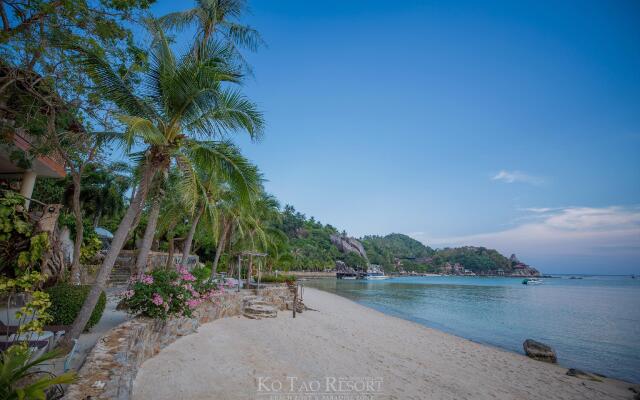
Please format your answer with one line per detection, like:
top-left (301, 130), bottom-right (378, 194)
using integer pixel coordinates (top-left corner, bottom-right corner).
top-left (305, 275), bottom-right (640, 383)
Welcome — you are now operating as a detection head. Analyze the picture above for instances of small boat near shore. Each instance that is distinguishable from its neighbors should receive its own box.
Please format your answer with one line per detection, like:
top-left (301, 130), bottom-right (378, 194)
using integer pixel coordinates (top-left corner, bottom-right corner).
top-left (365, 272), bottom-right (390, 280)
top-left (365, 264), bottom-right (389, 280)
top-left (522, 278), bottom-right (543, 285)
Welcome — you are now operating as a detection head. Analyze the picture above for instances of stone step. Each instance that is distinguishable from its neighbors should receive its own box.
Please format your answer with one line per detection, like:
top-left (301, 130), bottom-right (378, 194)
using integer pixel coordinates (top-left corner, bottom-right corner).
top-left (244, 304), bottom-right (277, 315)
top-left (243, 304), bottom-right (277, 319)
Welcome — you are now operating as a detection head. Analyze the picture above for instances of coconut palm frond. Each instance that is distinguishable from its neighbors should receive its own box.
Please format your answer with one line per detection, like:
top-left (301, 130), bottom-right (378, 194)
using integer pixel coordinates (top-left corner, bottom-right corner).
top-left (187, 88), bottom-right (264, 140)
top-left (74, 46), bottom-right (156, 120)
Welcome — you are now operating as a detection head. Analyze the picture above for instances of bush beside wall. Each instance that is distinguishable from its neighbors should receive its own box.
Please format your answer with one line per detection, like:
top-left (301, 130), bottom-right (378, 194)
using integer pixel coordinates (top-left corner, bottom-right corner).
top-left (45, 284), bottom-right (106, 330)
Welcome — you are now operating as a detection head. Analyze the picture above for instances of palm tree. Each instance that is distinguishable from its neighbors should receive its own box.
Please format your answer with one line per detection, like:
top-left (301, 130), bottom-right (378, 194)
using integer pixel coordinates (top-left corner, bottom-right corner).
top-left (134, 175), bottom-right (165, 277)
top-left (62, 26), bottom-right (264, 344)
top-left (207, 181), bottom-right (257, 278)
top-left (178, 149), bottom-right (260, 266)
top-left (214, 190), bottom-right (281, 284)
top-left (153, 169), bottom-right (190, 269)
top-left (159, 0), bottom-right (263, 68)
top-left (241, 193), bottom-right (282, 285)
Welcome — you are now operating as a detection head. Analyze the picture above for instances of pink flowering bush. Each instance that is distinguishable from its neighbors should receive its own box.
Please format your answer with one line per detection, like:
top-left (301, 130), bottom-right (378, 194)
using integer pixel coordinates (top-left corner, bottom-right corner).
top-left (120, 266), bottom-right (225, 320)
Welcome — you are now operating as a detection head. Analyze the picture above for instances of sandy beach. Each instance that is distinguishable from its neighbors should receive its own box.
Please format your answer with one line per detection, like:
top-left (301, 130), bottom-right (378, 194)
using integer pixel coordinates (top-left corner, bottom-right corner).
top-left (133, 287), bottom-right (637, 400)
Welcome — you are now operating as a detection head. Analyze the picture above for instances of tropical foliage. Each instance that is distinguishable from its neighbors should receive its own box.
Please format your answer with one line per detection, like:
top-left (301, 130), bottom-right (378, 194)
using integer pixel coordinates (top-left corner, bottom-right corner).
top-left (45, 284), bottom-right (106, 330)
top-left (0, 4), bottom-right (534, 397)
top-left (120, 266), bottom-right (225, 320)
top-left (0, 344), bottom-right (75, 400)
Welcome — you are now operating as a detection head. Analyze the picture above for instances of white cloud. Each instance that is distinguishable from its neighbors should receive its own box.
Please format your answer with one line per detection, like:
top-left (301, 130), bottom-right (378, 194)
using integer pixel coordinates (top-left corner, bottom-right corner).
top-left (522, 207), bottom-right (556, 213)
top-left (415, 206), bottom-right (640, 269)
top-left (492, 170), bottom-right (544, 185)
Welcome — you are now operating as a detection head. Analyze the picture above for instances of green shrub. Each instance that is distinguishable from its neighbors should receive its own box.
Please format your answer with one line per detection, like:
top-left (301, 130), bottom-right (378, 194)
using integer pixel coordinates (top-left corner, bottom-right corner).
top-left (45, 284), bottom-right (106, 331)
top-left (259, 274), bottom-right (296, 283)
top-left (191, 265), bottom-right (212, 283)
top-left (121, 267), bottom-right (224, 320)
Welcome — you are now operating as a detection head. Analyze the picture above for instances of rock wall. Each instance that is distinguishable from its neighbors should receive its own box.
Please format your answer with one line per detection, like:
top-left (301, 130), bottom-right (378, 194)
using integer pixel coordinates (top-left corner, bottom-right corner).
top-left (63, 286), bottom-right (292, 400)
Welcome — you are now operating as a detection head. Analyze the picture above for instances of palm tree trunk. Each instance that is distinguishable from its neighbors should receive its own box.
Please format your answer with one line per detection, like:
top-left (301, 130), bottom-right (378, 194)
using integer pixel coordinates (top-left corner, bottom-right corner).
top-left (69, 172), bottom-right (83, 285)
top-left (135, 194), bottom-right (161, 277)
top-left (164, 221), bottom-right (178, 269)
top-left (179, 202), bottom-right (205, 266)
top-left (92, 209), bottom-right (102, 229)
top-left (227, 253), bottom-right (236, 278)
top-left (61, 161), bottom-right (157, 346)
top-left (129, 184), bottom-right (137, 205)
top-left (210, 219), bottom-right (231, 279)
top-left (166, 238), bottom-right (175, 269)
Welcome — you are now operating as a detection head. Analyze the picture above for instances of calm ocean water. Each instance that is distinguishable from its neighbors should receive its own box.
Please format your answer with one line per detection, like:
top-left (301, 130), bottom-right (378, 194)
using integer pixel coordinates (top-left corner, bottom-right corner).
top-left (305, 275), bottom-right (640, 383)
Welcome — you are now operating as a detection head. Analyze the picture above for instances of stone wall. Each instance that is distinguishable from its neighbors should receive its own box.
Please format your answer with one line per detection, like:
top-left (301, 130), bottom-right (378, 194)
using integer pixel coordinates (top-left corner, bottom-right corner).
top-left (115, 250), bottom-right (200, 271)
top-left (63, 286), bottom-right (292, 400)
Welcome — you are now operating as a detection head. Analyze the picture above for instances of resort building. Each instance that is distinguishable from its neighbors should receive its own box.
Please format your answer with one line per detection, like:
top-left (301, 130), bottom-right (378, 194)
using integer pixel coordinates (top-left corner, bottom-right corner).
top-left (0, 129), bottom-right (66, 209)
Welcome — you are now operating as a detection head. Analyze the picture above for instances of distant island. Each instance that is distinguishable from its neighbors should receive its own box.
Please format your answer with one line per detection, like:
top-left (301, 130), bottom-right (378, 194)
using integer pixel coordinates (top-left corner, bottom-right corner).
top-left (276, 206), bottom-right (540, 277)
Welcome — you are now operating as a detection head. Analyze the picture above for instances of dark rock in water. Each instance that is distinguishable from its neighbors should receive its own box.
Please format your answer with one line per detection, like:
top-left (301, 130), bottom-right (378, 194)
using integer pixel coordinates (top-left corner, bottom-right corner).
top-left (523, 339), bottom-right (557, 363)
top-left (566, 368), bottom-right (603, 382)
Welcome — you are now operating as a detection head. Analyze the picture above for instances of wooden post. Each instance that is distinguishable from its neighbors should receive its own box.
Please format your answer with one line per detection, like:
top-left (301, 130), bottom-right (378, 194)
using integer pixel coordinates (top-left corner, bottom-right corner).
top-left (237, 254), bottom-right (241, 292)
top-left (293, 284), bottom-right (297, 319)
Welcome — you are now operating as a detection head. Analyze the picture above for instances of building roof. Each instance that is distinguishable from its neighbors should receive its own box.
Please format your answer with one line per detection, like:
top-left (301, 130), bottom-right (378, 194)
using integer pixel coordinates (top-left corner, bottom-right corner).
top-left (0, 130), bottom-right (66, 178)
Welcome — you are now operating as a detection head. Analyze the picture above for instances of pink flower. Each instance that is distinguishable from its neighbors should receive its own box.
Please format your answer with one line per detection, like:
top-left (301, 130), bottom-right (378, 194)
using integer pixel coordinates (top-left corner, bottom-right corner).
top-left (176, 265), bottom-right (197, 282)
top-left (141, 274), bottom-right (154, 285)
top-left (186, 298), bottom-right (203, 309)
top-left (152, 293), bottom-right (164, 306)
top-left (121, 289), bottom-right (135, 299)
top-left (176, 265), bottom-right (188, 274)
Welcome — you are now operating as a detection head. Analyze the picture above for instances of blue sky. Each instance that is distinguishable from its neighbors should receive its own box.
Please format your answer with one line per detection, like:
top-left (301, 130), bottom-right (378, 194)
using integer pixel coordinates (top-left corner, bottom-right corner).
top-left (151, 0), bottom-right (640, 274)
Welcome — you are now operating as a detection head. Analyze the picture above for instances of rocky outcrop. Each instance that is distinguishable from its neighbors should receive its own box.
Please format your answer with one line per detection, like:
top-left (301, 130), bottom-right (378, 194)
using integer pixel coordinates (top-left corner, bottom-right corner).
top-left (523, 339), bottom-right (557, 363)
top-left (335, 260), bottom-right (364, 278)
top-left (510, 265), bottom-right (541, 277)
top-left (330, 234), bottom-right (368, 261)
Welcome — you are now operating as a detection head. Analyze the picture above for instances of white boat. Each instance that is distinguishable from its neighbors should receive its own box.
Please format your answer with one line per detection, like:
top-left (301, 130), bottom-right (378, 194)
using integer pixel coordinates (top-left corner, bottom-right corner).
top-left (522, 278), bottom-right (543, 285)
top-left (365, 264), bottom-right (390, 280)
top-left (366, 273), bottom-right (390, 280)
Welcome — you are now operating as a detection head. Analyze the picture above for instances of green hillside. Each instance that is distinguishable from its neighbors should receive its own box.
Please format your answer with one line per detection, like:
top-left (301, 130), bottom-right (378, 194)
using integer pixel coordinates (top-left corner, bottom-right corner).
top-left (271, 208), bottom-right (526, 275)
top-left (361, 234), bottom-right (435, 272)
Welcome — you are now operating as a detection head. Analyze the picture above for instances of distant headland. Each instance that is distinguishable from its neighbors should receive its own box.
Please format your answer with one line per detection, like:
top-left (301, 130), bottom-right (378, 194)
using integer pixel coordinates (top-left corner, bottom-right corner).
top-left (278, 207), bottom-right (539, 277)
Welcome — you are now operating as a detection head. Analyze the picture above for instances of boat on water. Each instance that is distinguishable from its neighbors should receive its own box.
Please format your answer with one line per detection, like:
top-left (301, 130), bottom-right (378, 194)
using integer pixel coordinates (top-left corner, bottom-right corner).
top-left (365, 264), bottom-right (389, 280)
top-left (341, 276), bottom-right (357, 280)
top-left (365, 272), bottom-right (390, 280)
top-left (522, 278), bottom-right (543, 285)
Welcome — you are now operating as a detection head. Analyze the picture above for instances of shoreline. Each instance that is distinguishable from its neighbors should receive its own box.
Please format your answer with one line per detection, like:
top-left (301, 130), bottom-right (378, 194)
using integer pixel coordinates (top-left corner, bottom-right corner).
top-left (133, 287), bottom-right (638, 400)
top-left (308, 284), bottom-right (638, 383)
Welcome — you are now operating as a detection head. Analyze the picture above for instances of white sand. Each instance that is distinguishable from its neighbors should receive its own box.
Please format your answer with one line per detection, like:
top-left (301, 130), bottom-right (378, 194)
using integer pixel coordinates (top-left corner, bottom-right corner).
top-left (133, 288), bottom-right (637, 400)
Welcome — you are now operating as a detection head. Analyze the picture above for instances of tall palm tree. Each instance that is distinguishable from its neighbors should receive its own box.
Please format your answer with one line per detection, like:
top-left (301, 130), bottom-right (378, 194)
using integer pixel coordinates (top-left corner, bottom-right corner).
top-left (169, 140), bottom-right (259, 268)
top-left (62, 26), bottom-right (263, 344)
top-left (154, 169), bottom-right (190, 269)
top-left (159, 0), bottom-right (263, 68)
top-left (241, 193), bottom-right (282, 285)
